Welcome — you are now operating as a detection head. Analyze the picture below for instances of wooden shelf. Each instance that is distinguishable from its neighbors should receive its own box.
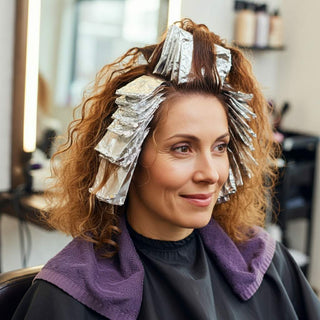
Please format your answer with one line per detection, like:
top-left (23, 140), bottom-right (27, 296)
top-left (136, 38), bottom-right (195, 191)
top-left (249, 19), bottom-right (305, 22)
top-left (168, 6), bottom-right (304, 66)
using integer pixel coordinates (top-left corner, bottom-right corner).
top-left (235, 44), bottom-right (285, 51)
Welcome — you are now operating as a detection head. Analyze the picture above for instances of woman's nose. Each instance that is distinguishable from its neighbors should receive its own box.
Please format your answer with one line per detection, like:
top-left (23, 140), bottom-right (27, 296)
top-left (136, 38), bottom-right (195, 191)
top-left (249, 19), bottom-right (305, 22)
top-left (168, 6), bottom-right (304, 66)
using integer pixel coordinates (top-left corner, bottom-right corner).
top-left (193, 153), bottom-right (220, 184)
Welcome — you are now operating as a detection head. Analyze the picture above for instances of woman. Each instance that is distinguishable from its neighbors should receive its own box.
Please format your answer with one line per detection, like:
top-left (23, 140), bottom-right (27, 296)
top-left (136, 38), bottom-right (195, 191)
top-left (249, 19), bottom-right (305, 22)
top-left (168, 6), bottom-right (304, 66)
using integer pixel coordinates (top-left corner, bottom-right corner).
top-left (14, 19), bottom-right (320, 319)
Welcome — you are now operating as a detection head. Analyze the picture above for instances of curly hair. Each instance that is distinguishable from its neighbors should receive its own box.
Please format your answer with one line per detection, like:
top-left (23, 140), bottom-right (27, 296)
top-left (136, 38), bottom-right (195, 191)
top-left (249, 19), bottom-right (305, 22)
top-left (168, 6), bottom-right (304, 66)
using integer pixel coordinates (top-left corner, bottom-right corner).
top-left (44, 19), bottom-right (278, 257)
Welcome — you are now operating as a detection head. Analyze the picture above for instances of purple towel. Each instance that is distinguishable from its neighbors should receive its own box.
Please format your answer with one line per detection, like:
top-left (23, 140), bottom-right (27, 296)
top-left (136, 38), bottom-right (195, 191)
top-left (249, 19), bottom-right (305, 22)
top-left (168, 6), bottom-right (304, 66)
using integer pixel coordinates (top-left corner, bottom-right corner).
top-left (36, 215), bottom-right (275, 319)
top-left (199, 219), bottom-right (276, 300)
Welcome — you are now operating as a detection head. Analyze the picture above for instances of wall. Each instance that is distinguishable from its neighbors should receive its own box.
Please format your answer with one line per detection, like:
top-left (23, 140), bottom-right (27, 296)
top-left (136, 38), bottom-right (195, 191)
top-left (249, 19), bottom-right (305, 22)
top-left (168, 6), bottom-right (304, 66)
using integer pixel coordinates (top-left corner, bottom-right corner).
top-left (181, 0), bottom-right (281, 99)
top-left (276, 2), bottom-right (320, 135)
top-left (0, 0), bottom-right (15, 191)
top-left (181, 0), bottom-right (234, 40)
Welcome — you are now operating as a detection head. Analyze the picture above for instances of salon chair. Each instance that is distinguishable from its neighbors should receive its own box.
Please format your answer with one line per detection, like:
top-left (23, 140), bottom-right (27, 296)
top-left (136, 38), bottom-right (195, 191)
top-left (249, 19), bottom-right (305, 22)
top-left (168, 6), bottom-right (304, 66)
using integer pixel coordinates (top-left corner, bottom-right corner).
top-left (0, 265), bottom-right (43, 320)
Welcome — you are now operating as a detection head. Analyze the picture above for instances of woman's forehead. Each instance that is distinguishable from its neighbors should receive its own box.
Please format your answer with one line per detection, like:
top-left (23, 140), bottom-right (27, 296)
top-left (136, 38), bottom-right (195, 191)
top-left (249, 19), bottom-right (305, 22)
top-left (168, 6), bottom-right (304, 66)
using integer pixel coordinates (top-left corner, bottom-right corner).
top-left (154, 93), bottom-right (228, 138)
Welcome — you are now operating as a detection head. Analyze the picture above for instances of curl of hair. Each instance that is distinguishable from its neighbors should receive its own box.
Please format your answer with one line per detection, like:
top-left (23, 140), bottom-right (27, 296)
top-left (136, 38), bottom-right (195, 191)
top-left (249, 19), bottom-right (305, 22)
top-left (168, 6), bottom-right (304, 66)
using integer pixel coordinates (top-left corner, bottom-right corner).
top-left (43, 18), bottom-right (278, 257)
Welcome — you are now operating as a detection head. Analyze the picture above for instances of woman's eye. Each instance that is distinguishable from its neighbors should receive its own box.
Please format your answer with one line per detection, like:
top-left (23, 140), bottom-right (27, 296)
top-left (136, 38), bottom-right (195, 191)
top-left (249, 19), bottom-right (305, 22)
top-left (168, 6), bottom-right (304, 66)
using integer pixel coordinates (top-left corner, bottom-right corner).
top-left (214, 143), bottom-right (228, 153)
top-left (173, 145), bottom-right (191, 153)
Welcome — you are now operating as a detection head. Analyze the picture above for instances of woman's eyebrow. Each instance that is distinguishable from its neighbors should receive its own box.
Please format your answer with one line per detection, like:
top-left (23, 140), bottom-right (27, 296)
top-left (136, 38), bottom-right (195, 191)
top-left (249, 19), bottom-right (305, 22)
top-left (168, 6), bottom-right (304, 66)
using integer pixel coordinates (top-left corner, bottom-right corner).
top-left (165, 132), bottom-right (230, 142)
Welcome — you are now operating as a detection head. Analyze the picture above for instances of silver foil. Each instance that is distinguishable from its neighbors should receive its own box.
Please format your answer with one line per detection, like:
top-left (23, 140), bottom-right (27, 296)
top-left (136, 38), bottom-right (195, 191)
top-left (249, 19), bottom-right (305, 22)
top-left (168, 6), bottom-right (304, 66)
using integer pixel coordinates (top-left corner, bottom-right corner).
top-left (91, 75), bottom-right (165, 205)
top-left (116, 75), bottom-right (164, 98)
top-left (215, 45), bottom-right (232, 85)
top-left (153, 25), bottom-right (193, 83)
top-left (90, 156), bottom-right (138, 205)
top-left (218, 86), bottom-right (256, 202)
top-left (153, 24), bottom-right (232, 85)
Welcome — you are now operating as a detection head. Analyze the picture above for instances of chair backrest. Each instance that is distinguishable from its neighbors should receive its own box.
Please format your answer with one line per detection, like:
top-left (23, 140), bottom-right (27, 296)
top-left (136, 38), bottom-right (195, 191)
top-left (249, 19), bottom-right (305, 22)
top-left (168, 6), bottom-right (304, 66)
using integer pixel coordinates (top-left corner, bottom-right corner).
top-left (0, 265), bottom-right (43, 320)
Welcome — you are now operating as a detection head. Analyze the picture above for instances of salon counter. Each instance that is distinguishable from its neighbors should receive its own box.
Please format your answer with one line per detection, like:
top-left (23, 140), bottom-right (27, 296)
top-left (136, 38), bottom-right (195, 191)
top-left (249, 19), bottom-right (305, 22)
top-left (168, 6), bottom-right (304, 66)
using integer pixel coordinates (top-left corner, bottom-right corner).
top-left (0, 192), bottom-right (51, 230)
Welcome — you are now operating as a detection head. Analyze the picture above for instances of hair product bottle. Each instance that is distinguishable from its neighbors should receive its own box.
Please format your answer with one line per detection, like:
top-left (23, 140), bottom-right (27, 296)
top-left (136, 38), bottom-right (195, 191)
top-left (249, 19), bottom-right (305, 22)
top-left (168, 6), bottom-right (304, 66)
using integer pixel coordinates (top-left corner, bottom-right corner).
top-left (269, 10), bottom-right (284, 48)
top-left (255, 4), bottom-right (269, 48)
top-left (234, 1), bottom-right (256, 47)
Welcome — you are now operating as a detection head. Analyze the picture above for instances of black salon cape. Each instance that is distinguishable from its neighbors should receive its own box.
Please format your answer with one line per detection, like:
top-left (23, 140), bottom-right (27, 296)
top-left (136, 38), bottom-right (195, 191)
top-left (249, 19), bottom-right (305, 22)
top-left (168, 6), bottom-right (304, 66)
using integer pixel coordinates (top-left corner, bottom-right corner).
top-left (13, 230), bottom-right (320, 320)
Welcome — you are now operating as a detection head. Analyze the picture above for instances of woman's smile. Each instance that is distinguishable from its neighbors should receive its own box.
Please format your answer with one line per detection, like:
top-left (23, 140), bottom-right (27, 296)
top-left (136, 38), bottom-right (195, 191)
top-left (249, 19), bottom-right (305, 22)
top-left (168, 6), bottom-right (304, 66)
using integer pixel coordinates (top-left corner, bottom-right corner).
top-left (179, 193), bottom-right (214, 207)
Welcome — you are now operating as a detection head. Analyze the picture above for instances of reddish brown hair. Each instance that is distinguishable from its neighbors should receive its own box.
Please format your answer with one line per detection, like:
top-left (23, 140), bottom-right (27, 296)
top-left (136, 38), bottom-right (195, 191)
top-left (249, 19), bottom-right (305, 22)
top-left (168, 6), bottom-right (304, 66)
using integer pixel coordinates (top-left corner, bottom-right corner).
top-left (44, 19), bottom-right (278, 257)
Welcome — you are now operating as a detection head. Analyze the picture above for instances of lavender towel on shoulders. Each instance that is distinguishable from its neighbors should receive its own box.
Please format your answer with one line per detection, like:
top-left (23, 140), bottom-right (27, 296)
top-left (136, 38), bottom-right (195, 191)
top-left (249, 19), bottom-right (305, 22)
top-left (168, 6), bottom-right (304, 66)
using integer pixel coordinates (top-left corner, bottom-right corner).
top-left (35, 215), bottom-right (276, 319)
top-left (35, 216), bottom-right (144, 320)
top-left (199, 219), bottom-right (276, 300)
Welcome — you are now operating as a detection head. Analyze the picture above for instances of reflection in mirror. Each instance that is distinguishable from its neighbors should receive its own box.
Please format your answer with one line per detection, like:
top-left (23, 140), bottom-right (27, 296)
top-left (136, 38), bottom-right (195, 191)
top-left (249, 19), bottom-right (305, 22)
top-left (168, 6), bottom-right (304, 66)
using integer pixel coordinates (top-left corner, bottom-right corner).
top-left (38, 0), bottom-right (169, 138)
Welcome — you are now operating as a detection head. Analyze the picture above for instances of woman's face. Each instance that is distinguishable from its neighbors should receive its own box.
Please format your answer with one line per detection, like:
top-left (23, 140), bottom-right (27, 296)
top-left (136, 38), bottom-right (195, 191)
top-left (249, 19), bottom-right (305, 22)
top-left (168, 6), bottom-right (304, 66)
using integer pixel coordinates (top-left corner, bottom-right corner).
top-left (127, 93), bottom-right (230, 240)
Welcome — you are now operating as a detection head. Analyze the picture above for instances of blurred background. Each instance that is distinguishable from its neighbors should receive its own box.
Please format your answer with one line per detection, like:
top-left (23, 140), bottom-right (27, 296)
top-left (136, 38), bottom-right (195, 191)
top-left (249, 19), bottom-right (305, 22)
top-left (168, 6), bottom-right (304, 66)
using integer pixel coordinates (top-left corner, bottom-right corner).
top-left (0, 0), bottom-right (319, 293)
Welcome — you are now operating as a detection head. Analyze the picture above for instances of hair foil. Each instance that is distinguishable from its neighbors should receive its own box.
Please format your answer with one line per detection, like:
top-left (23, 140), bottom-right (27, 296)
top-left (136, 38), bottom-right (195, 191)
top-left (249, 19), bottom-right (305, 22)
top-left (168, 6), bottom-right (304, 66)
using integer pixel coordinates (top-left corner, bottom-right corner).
top-left (90, 75), bottom-right (165, 205)
top-left (153, 24), bottom-right (232, 85)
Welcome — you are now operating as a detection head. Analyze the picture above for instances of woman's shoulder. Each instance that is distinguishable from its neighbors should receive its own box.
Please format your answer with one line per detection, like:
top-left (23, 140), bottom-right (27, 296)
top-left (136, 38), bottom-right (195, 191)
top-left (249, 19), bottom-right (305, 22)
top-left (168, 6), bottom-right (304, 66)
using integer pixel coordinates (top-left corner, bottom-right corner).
top-left (42, 237), bottom-right (96, 267)
top-left (267, 242), bottom-right (320, 318)
top-left (26, 238), bottom-right (101, 317)
top-left (270, 241), bottom-right (313, 285)
top-left (12, 279), bottom-right (106, 319)
top-left (32, 232), bottom-right (144, 320)
top-left (271, 241), bottom-right (305, 274)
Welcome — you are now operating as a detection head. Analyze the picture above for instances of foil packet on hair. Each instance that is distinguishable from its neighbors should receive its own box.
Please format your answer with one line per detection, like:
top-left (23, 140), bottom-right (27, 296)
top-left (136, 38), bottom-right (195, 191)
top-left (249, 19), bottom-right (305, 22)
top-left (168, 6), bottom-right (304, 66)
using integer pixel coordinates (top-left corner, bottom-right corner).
top-left (90, 75), bottom-right (166, 205)
top-left (90, 157), bottom-right (138, 205)
top-left (216, 84), bottom-right (257, 202)
top-left (153, 24), bottom-right (193, 84)
top-left (116, 75), bottom-right (164, 99)
top-left (112, 94), bottom-right (165, 126)
top-left (153, 24), bottom-right (232, 85)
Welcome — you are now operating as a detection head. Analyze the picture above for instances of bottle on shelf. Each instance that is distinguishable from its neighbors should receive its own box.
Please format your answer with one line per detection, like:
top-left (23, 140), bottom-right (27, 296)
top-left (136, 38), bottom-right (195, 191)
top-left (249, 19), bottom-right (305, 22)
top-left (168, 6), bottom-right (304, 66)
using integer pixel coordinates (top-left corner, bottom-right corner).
top-left (269, 10), bottom-right (284, 48)
top-left (255, 4), bottom-right (269, 48)
top-left (234, 1), bottom-right (256, 47)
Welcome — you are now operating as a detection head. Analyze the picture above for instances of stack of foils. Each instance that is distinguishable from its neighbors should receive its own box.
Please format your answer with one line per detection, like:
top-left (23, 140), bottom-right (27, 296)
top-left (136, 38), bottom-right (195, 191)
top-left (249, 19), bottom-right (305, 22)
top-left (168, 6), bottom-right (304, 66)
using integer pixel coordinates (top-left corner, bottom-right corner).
top-left (153, 24), bottom-right (232, 86)
top-left (153, 24), bottom-right (193, 84)
top-left (217, 86), bottom-right (257, 203)
top-left (90, 75), bottom-right (165, 205)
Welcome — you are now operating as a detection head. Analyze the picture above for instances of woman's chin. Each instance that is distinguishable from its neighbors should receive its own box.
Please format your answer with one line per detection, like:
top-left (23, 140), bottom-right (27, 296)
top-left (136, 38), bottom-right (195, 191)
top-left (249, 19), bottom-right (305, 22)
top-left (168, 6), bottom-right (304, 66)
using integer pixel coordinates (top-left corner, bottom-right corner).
top-left (180, 215), bottom-right (213, 230)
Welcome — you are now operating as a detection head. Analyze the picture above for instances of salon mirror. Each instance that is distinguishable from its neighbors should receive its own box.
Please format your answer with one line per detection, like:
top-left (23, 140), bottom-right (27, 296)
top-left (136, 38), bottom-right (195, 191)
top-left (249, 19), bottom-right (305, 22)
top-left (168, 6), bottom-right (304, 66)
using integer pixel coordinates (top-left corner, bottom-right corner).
top-left (12, 0), bottom-right (170, 189)
top-left (39, 0), bottom-right (169, 139)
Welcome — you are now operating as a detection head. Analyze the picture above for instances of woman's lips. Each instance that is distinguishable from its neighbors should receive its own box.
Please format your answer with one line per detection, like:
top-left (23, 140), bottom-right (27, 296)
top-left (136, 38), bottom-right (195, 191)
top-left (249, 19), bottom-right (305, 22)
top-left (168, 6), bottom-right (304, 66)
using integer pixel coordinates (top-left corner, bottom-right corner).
top-left (180, 193), bottom-right (213, 207)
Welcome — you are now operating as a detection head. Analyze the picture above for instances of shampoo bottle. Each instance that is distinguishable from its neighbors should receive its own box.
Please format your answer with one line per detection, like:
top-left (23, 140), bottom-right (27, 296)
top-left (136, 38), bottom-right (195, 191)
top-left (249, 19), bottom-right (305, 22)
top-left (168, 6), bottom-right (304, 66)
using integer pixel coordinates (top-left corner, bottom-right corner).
top-left (269, 10), bottom-right (284, 48)
top-left (234, 1), bottom-right (256, 47)
top-left (255, 4), bottom-right (269, 48)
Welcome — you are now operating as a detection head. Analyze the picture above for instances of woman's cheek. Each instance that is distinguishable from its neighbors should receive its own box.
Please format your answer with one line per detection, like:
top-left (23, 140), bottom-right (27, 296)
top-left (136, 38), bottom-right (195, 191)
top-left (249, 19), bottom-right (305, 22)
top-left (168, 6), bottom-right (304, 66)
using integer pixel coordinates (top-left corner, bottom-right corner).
top-left (151, 160), bottom-right (191, 186)
top-left (218, 156), bottom-right (230, 183)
